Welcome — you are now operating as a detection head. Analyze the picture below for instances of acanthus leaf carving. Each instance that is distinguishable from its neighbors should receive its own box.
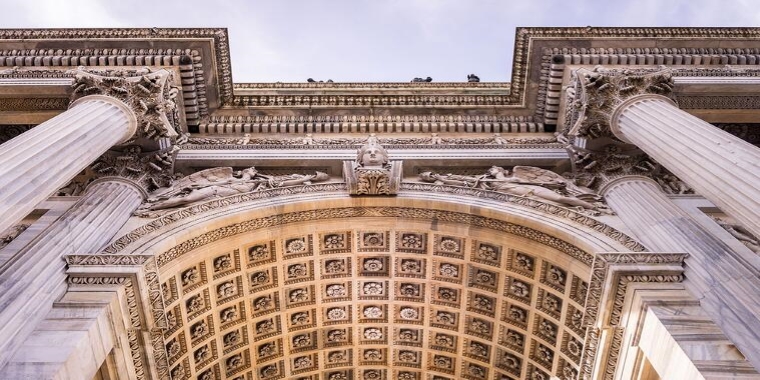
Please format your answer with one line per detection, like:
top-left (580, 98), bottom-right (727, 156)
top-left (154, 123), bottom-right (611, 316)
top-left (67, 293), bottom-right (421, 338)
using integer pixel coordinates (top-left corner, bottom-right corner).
top-left (566, 144), bottom-right (694, 194)
top-left (560, 67), bottom-right (693, 193)
top-left (563, 66), bottom-right (675, 142)
top-left (70, 67), bottom-right (180, 142)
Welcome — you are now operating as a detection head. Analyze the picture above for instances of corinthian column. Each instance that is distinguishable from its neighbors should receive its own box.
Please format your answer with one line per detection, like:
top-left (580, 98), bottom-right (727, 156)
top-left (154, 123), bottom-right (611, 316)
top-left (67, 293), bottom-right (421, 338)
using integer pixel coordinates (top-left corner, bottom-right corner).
top-left (610, 94), bottom-right (760, 239)
top-left (601, 176), bottom-right (760, 370)
top-left (0, 95), bottom-right (137, 234)
top-left (567, 66), bottom-right (760, 239)
top-left (0, 67), bottom-right (178, 234)
top-left (0, 178), bottom-right (145, 370)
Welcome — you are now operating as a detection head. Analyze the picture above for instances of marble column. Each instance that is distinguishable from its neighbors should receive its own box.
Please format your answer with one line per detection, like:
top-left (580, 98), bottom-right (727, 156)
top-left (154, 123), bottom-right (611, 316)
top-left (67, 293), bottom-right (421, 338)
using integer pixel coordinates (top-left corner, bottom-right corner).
top-left (602, 176), bottom-right (760, 370)
top-left (0, 95), bottom-right (137, 234)
top-left (610, 93), bottom-right (760, 239)
top-left (0, 178), bottom-right (145, 370)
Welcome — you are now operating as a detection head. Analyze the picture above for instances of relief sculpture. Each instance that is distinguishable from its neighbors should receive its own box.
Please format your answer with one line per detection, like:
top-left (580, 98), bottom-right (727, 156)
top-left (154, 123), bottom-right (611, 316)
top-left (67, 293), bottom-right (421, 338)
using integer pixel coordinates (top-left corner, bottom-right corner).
top-left (135, 166), bottom-right (328, 216)
top-left (419, 166), bottom-right (610, 214)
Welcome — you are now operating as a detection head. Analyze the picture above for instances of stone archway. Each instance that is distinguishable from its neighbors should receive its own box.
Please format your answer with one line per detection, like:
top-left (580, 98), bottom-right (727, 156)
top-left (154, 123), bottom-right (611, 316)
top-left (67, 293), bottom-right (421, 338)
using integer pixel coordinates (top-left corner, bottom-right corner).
top-left (64, 186), bottom-right (666, 380)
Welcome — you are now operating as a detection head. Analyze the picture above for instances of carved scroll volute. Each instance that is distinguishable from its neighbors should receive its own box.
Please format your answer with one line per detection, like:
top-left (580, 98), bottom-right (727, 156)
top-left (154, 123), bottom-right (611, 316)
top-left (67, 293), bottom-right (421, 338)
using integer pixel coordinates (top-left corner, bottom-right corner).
top-left (343, 135), bottom-right (402, 195)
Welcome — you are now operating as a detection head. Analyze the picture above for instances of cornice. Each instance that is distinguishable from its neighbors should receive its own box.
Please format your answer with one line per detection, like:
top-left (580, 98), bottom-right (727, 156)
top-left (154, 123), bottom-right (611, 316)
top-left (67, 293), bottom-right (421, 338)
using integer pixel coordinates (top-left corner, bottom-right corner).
top-left (5, 27), bottom-right (760, 132)
top-left (234, 82), bottom-right (510, 90)
top-left (200, 114), bottom-right (542, 134)
top-left (0, 28), bottom-right (232, 126)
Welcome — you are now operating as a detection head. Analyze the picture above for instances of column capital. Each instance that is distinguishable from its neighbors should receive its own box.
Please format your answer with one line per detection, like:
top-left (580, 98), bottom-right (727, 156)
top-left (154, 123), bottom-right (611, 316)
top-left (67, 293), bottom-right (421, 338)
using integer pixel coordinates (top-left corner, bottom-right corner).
top-left (70, 67), bottom-right (180, 143)
top-left (60, 68), bottom-right (183, 196)
top-left (61, 144), bottom-right (178, 196)
top-left (564, 66), bottom-right (675, 143)
top-left (561, 67), bottom-right (692, 194)
top-left (566, 144), bottom-right (694, 194)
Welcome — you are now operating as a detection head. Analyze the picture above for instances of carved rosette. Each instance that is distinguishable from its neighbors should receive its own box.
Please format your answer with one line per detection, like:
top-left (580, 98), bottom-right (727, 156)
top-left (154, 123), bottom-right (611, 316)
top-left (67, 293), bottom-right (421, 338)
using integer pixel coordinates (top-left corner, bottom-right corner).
top-left (71, 67), bottom-right (180, 142)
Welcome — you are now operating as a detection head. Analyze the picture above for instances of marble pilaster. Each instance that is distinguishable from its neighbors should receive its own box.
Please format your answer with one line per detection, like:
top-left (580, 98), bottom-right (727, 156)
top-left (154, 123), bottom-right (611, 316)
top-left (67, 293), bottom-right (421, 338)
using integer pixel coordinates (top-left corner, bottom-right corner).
top-left (602, 176), bottom-right (760, 370)
top-left (0, 179), bottom-right (144, 371)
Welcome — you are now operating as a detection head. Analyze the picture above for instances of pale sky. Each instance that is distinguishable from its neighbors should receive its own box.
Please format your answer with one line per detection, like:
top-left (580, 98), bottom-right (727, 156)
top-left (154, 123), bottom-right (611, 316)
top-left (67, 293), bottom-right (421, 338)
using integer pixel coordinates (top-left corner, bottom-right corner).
top-left (2, 0), bottom-right (760, 82)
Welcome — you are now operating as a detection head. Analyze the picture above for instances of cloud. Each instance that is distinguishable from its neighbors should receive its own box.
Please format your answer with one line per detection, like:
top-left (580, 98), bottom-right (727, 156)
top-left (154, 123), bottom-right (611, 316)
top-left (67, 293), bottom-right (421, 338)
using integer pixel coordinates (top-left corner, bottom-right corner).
top-left (2, 0), bottom-right (759, 82)
top-left (3, 0), bottom-right (126, 28)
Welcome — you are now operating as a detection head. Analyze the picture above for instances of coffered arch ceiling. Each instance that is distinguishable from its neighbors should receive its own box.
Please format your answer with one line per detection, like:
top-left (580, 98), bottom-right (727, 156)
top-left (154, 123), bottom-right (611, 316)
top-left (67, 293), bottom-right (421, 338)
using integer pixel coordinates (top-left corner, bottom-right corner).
top-left (159, 217), bottom-right (589, 380)
top-left (109, 192), bottom-right (641, 380)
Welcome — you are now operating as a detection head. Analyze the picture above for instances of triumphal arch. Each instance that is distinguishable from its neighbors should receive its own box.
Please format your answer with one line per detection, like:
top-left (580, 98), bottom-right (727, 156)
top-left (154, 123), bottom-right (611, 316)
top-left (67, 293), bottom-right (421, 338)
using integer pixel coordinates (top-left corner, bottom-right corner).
top-left (1, 27), bottom-right (760, 380)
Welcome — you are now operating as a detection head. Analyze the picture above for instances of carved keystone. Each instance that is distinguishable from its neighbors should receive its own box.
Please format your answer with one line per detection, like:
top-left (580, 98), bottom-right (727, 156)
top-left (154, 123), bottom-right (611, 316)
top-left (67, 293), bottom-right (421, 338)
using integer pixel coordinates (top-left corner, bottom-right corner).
top-left (343, 135), bottom-right (402, 195)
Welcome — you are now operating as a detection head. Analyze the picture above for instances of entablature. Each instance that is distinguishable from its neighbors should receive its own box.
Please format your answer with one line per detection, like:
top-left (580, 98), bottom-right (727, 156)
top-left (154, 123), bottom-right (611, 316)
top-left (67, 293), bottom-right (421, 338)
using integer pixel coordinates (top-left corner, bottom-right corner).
top-left (173, 144), bottom-right (569, 177)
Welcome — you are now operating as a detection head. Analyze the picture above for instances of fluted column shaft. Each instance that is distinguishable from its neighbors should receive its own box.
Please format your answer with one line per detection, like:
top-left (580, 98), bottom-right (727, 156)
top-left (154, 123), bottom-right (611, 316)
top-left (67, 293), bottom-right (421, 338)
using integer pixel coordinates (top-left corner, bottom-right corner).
top-left (0, 179), bottom-right (144, 370)
top-left (0, 95), bottom-right (137, 234)
top-left (611, 94), bottom-right (760, 239)
top-left (603, 176), bottom-right (760, 370)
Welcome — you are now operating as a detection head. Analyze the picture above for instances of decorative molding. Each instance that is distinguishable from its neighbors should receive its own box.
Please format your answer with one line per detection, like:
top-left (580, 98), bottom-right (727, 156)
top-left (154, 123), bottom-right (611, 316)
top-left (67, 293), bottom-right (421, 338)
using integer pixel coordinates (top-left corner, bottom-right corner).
top-left (541, 49), bottom-right (760, 125)
top-left (678, 95), bottom-right (760, 109)
top-left (0, 27), bottom-right (230, 112)
top-left (67, 274), bottom-right (150, 379)
top-left (230, 94), bottom-right (511, 107)
top-left (234, 82), bottom-right (510, 89)
top-left (184, 134), bottom-right (559, 148)
top-left (65, 254), bottom-right (154, 266)
top-left (127, 329), bottom-right (147, 380)
top-left (0, 97), bottom-right (67, 111)
top-left (579, 252), bottom-right (687, 380)
top-left (199, 114), bottom-right (543, 134)
top-left (0, 55), bottom-right (202, 127)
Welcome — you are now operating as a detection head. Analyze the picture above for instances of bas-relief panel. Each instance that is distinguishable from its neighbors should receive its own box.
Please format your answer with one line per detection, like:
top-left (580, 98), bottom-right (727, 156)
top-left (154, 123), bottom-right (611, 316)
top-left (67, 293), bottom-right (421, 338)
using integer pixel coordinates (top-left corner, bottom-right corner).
top-left (158, 219), bottom-right (591, 380)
